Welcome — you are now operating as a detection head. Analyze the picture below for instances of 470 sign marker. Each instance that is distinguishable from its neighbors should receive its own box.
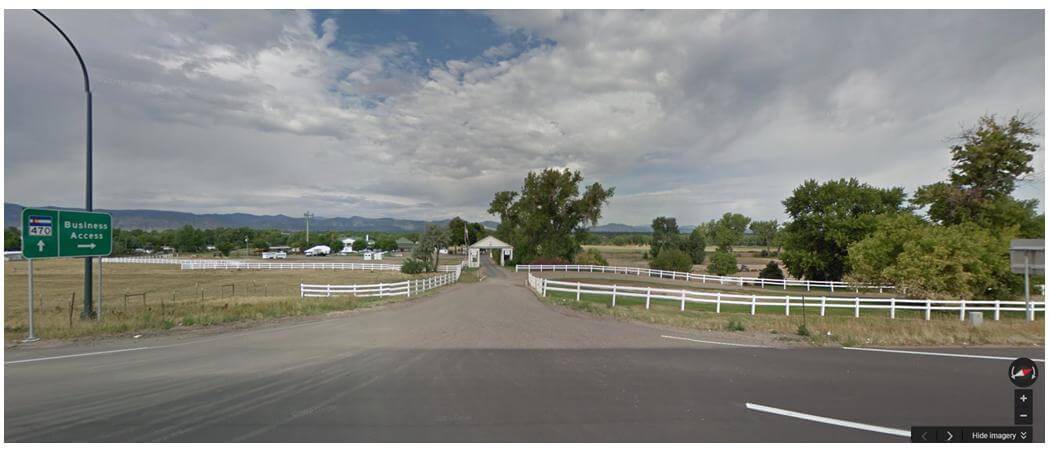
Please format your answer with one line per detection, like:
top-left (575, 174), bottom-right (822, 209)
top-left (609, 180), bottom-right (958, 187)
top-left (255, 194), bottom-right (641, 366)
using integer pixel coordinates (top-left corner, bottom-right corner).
top-left (21, 208), bottom-right (112, 259)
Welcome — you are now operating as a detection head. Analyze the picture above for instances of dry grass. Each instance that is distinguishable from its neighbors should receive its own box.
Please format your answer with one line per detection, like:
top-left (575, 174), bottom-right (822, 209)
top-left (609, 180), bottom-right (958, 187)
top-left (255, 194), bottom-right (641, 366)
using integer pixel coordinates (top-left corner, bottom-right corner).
top-left (539, 288), bottom-right (1044, 347)
top-left (4, 258), bottom-right (432, 342)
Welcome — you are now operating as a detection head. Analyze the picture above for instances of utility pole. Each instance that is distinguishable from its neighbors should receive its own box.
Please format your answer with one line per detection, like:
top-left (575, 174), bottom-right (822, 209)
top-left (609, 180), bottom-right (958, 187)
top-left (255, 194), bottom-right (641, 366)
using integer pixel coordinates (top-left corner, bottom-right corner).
top-left (304, 211), bottom-right (313, 246)
top-left (463, 222), bottom-right (469, 254)
top-left (34, 10), bottom-right (95, 319)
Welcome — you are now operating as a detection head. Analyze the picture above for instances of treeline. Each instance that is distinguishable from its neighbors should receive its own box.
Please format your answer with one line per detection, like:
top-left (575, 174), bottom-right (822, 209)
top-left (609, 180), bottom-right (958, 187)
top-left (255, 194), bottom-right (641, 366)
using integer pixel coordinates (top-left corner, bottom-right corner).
top-left (642, 114), bottom-right (1044, 299)
top-left (4, 215), bottom-right (489, 256)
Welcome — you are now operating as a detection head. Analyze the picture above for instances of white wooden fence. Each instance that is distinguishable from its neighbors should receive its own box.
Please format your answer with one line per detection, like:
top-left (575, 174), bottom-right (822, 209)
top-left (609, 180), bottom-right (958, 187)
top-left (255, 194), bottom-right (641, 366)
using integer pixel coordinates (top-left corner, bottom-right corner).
top-left (517, 264), bottom-right (894, 293)
top-left (183, 261), bottom-right (403, 271)
top-left (181, 260), bottom-right (465, 272)
top-left (301, 265), bottom-right (463, 298)
top-left (528, 274), bottom-right (1043, 321)
top-left (103, 257), bottom-right (215, 265)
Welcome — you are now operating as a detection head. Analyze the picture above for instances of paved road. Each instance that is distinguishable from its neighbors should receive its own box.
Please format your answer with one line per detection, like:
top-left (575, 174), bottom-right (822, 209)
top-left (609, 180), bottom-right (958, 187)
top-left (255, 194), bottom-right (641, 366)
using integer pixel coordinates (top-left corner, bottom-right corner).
top-left (5, 258), bottom-right (1044, 442)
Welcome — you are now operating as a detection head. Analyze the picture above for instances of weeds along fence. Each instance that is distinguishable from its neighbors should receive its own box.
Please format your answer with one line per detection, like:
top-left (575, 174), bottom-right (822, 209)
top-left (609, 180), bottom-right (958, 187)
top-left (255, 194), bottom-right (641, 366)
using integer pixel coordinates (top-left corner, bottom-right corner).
top-left (527, 274), bottom-right (1044, 321)
top-left (300, 265), bottom-right (463, 298)
top-left (517, 264), bottom-right (894, 293)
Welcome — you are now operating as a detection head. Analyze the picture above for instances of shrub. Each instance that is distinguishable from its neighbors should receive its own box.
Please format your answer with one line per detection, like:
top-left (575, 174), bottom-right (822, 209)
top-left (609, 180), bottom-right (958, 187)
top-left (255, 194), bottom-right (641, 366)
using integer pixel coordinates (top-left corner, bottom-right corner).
top-left (576, 248), bottom-right (608, 266)
top-left (758, 261), bottom-right (785, 279)
top-left (796, 324), bottom-right (811, 337)
top-left (529, 257), bottom-right (570, 265)
top-left (707, 250), bottom-right (737, 276)
top-left (726, 319), bottom-right (745, 332)
top-left (400, 257), bottom-right (427, 274)
top-left (649, 248), bottom-right (693, 272)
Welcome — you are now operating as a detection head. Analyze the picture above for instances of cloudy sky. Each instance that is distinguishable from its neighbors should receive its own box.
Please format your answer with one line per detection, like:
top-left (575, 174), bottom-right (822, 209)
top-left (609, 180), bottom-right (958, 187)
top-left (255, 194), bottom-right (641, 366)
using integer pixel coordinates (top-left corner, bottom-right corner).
top-left (4, 9), bottom-right (1045, 225)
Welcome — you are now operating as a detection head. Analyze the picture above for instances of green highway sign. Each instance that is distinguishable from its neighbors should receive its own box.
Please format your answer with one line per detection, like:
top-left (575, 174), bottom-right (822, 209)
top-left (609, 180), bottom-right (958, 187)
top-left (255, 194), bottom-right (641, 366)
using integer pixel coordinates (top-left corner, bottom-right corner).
top-left (21, 208), bottom-right (112, 259)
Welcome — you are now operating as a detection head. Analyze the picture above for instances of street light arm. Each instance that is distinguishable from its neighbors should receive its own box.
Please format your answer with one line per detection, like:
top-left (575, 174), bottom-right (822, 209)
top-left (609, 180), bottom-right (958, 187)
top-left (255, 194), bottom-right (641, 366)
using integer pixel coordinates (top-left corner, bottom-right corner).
top-left (33, 9), bottom-right (91, 93)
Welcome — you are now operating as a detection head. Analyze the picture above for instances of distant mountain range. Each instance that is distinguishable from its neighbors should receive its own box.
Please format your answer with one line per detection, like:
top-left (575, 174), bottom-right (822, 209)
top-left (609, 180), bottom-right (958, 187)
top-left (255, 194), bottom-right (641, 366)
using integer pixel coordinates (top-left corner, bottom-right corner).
top-left (4, 203), bottom-right (656, 233)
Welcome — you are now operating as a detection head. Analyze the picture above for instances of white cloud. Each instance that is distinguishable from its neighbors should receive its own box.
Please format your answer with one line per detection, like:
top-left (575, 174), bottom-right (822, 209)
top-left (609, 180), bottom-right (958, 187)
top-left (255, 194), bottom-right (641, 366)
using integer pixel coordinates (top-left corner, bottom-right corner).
top-left (4, 10), bottom-right (1044, 226)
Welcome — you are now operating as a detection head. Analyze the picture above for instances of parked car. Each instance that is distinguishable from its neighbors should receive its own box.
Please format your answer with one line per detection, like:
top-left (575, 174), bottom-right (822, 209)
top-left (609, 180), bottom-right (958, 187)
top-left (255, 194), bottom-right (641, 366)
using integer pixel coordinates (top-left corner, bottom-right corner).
top-left (261, 251), bottom-right (287, 259)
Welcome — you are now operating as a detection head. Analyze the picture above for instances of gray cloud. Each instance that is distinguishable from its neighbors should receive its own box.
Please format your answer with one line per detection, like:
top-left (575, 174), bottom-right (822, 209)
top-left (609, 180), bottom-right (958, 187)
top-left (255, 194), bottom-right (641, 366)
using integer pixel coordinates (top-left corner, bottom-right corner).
top-left (4, 10), bottom-right (1044, 226)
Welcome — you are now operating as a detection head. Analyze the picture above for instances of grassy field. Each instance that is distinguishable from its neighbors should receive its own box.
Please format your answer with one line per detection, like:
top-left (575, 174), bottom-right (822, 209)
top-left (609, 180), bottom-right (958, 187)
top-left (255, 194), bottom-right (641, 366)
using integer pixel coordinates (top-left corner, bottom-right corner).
top-left (538, 285), bottom-right (1044, 346)
top-left (582, 245), bottom-right (778, 276)
top-left (4, 258), bottom-right (435, 342)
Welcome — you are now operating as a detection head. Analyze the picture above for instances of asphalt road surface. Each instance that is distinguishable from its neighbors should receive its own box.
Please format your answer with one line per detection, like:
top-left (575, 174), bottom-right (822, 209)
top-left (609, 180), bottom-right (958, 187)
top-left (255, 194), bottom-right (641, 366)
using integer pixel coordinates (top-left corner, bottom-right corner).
top-left (5, 258), bottom-right (1045, 442)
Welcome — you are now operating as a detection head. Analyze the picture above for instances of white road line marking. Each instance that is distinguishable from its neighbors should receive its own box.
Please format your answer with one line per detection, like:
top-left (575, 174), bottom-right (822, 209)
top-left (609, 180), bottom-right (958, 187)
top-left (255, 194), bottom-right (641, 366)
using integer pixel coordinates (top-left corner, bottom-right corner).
top-left (660, 335), bottom-right (768, 348)
top-left (842, 347), bottom-right (1045, 362)
top-left (745, 402), bottom-right (910, 438)
top-left (5, 347), bottom-right (154, 365)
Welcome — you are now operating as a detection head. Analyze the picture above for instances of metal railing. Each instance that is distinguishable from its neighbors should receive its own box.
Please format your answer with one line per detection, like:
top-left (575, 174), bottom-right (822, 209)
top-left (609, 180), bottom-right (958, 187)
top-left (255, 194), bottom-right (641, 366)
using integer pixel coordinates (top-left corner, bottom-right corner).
top-left (301, 266), bottom-right (463, 298)
top-left (516, 264), bottom-right (894, 293)
top-left (528, 274), bottom-right (1043, 321)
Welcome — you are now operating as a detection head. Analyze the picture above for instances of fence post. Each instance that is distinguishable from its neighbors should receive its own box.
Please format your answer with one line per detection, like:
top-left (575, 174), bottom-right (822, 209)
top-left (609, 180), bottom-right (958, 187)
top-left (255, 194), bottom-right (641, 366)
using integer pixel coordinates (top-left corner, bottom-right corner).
top-left (994, 299), bottom-right (1000, 321)
top-left (890, 298), bottom-right (895, 319)
top-left (716, 292), bottom-right (721, 313)
top-left (959, 299), bottom-right (965, 321)
top-left (785, 296), bottom-right (790, 316)
top-left (576, 282), bottom-right (581, 302)
top-left (760, 278), bottom-right (764, 289)
top-left (806, 280), bottom-right (810, 291)
top-left (646, 287), bottom-right (651, 310)
top-left (611, 285), bottom-right (617, 307)
top-left (830, 283), bottom-right (835, 293)
top-left (680, 289), bottom-right (686, 311)
top-left (750, 294), bottom-right (756, 315)
top-left (405, 280), bottom-right (411, 298)
top-left (925, 299), bottom-right (932, 321)
top-left (300, 284), bottom-right (304, 300)
top-left (542, 278), bottom-right (548, 297)
top-left (326, 285), bottom-right (331, 298)
top-left (820, 296), bottom-right (826, 317)
top-left (854, 297), bottom-right (860, 318)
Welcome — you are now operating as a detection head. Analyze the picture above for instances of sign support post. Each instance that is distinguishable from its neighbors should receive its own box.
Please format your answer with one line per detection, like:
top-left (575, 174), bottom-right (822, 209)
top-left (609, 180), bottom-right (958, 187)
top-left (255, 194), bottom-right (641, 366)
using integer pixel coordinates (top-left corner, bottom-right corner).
top-left (25, 259), bottom-right (39, 342)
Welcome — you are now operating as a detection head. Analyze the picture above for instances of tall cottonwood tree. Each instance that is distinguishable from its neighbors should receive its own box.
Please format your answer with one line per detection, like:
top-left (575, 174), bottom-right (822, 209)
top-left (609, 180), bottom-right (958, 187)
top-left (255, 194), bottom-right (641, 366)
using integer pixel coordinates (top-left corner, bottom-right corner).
top-left (488, 169), bottom-right (614, 263)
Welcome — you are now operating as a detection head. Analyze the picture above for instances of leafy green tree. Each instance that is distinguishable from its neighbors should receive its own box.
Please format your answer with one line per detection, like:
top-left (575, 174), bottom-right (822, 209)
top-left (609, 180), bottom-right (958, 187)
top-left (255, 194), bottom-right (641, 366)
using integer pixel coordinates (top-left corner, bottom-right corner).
top-left (847, 214), bottom-right (1017, 299)
top-left (5, 227), bottom-right (21, 251)
top-left (913, 113), bottom-right (1042, 235)
top-left (650, 217), bottom-right (682, 258)
top-left (649, 248), bottom-right (693, 272)
top-left (488, 168), bottom-right (614, 263)
top-left (779, 178), bottom-right (907, 281)
top-left (413, 225), bottom-right (449, 271)
top-left (749, 220), bottom-right (779, 252)
top-left (758, 261), bottom-right (785, 279)
top-left (216, 242), bottom-right (235, 257)
top-left (375, 238), bottom-right (398, 252)
top-left (706, 213), bottom-right (751, 251)
top-left (448, 217), bottom-right (468, 248)
top-left (707, 250), bottom-right (738, 276)
top-left (684, 226), bottom-right (707, 264)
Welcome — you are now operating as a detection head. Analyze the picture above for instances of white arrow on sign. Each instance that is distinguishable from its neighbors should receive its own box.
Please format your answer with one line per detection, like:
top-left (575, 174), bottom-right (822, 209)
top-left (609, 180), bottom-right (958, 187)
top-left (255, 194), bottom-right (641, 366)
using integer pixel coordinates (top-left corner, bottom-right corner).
top-left (77, 243), bottom-right (96, 249)
top-left (37, 241), bottom-right (45, 251)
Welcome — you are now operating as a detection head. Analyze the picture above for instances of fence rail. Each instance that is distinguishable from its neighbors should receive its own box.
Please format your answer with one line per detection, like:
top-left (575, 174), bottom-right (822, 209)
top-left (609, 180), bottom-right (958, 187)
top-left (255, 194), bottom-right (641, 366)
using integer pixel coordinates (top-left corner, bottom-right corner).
top-left (301, 264), bottom-right (463, 298)
top-left (183, 261), bottom-right (402, 271)
top-left (528, 274), bottom-right (1043, 321)
top-left (103, 257), bottom-right (217, 265)
top-left (517, 264), bottom-right (894, 293)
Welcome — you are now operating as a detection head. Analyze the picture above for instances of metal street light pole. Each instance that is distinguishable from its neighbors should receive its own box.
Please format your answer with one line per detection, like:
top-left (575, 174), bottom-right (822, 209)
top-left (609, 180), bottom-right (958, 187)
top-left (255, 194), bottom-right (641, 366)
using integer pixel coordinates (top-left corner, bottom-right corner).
top-left (34, 10), bottom-right (95, 319)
